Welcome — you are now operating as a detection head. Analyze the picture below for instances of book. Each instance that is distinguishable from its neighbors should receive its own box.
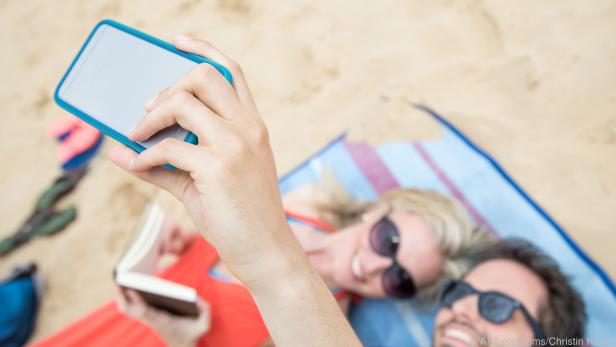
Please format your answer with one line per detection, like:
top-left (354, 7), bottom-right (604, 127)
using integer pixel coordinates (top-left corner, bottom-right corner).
top-left (114, 203), bottom-right (199, 317)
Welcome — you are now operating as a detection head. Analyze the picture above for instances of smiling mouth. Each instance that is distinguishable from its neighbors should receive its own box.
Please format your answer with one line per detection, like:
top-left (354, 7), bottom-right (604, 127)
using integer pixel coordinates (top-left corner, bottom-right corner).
top-left (351, 252), bottom-right (366, 282)
top-left (442, 327), bottom-right (480, 347)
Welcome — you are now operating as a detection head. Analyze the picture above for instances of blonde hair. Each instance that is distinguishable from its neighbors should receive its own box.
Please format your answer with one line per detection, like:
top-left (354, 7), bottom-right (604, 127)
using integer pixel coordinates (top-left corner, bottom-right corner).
top-left (314, 177), bottom-right (495, 301)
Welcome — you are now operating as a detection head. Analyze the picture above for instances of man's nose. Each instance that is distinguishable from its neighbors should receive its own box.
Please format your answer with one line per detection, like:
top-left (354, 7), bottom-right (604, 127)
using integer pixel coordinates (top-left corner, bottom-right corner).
top-left (450, 294), bottom-right (481, 321)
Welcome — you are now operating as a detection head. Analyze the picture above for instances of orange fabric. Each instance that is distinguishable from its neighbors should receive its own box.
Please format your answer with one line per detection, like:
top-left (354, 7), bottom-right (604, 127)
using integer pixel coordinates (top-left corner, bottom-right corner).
top-left (30, 237), bottom-right (269, 347)
top-left (284, 210), bottom-right (336, 233)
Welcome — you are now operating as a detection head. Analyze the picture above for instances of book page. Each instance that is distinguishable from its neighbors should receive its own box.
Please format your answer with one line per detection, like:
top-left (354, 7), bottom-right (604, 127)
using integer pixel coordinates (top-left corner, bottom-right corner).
top-left (116, 203), bottom-right (167, 275)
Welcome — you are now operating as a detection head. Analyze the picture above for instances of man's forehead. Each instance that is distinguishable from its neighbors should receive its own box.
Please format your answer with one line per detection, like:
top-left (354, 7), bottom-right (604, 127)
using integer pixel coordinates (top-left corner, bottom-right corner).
top-left (465, 259), bottom-right (536, 289)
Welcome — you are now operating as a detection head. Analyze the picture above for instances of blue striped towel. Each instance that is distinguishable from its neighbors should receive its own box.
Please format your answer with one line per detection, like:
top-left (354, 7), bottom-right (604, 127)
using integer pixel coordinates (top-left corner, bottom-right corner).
top-left (278, 105), bottom-right (616, 347)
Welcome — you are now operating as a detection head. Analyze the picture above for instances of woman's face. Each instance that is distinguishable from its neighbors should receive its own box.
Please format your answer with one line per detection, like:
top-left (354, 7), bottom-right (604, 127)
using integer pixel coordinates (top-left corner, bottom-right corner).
top-left (328, 205), bottom-right (444, 298)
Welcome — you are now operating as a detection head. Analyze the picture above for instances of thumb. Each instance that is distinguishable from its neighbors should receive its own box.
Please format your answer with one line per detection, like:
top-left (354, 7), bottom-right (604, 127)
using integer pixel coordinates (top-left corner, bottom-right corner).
top-left (106, 146), bottom-right (190, 200)
top-left (195, 297), bottom-right (211, 332)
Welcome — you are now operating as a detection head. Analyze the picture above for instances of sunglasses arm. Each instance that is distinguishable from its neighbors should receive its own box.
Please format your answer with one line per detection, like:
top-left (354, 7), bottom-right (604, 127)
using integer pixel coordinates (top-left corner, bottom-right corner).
top-left (519, 306), bottom-right (545, 341)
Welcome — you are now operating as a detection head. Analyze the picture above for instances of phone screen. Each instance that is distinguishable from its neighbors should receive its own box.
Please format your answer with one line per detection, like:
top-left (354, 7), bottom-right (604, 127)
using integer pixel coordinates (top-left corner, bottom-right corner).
top-left (57, 23), bottom-right (197, 148)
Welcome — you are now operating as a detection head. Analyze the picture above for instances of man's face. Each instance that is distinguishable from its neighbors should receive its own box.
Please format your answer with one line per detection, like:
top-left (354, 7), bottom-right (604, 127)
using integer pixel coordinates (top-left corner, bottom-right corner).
top-left (432, 259), bottom-right (548, 347)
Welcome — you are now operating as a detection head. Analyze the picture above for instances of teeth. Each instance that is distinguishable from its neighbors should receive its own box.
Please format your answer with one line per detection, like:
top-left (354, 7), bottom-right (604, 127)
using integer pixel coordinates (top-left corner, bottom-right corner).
top-left (352, 253), bottom-right (365, 281)
top-left (445, 329), bottom-right (475, 346)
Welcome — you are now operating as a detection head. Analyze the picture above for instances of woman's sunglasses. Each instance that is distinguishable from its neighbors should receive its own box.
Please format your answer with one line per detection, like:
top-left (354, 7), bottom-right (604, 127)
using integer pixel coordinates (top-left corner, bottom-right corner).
top-left (368, 216), bottom-right (416, 298)
top-left (440, 280), bottom-right (545, 339)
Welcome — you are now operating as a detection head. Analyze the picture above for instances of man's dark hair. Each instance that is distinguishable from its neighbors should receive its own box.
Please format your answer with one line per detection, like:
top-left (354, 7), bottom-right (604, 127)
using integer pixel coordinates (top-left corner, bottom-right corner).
top-left (470, 238), bottom-right (586, 341)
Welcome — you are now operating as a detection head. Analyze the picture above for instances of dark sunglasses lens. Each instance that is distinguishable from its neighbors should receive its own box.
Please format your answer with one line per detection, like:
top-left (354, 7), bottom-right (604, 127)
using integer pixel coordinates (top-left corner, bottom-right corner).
top-left (441, 281), bottom-right (474, 307)
top-left (383, 265), bottom-right (416, 298)
top-left (370, 217), bottom-right (399, 257)
top-left (479, 293), bottom-right (516, 323)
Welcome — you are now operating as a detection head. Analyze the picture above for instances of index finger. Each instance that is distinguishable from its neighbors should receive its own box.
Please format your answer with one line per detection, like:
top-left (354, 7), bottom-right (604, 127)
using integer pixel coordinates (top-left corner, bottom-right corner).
top-left (172, 36), bottom-right (258, 113)
top-left (147, 60), bottom-right (243, 120)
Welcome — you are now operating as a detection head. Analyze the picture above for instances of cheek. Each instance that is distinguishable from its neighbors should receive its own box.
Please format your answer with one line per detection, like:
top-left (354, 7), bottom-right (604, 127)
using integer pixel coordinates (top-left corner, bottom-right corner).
top-left (358, 226), bottom-right (371, 249)
top-left (434, 307), bottom-right (454, 327)
top-left (352, 283), bottom-right (386, 298)
top-left (432, 308), bottom-right (454, 344)
top-left (365, 277), bottom-right (386, 298)
top-left (482, 316), bottom-right (534, 346)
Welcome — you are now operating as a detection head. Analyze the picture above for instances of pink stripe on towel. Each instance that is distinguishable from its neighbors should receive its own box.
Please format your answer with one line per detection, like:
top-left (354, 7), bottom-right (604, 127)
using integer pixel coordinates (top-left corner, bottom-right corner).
top-left (344, 140), bottom-right (400, 195)
top-left (343, 138), bottom-right (495, 235)
top-left (412, 142), bottom-right (496, 235)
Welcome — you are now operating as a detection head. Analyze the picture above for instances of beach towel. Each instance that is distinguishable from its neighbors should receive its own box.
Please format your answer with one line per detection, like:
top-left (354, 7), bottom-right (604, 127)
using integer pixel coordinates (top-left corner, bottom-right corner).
top-left (278, 105), bottom-right (616, 347)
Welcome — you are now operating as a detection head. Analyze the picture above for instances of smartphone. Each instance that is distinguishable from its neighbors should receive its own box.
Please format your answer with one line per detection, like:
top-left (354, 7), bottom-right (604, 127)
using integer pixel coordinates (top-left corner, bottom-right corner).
top-left (54, 19), bottom-right (233, 153)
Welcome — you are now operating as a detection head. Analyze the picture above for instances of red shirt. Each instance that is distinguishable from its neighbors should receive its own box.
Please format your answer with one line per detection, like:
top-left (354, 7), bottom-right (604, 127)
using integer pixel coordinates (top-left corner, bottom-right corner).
top-left (31, 237), bottom-right (269, 347)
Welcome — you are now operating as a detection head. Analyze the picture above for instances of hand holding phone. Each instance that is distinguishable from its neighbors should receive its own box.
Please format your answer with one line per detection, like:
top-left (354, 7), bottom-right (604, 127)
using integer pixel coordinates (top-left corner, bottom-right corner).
top-left (107, 34), bottom-right (286, 291)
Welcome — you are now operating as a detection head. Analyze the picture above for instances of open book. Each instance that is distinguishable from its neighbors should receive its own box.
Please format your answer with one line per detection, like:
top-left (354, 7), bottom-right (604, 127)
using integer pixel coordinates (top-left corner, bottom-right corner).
top-left (114, 203), bottom-right (199, 317)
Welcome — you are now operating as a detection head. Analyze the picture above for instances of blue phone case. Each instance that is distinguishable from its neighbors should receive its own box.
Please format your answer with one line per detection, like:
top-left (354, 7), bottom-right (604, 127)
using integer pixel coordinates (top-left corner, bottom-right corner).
top-left (54, 19), bottom-right (233, 157)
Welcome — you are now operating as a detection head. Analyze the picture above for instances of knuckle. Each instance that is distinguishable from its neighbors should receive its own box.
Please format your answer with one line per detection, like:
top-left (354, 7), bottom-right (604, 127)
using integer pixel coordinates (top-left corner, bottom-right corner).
top-left (208, 156), bottom-right (232, 176)
top-left (171, 90), bottom-right (195, 111)
top-left (247, 122), bottom-right (269, 146)
top-left (226, 60), bottom-right (242, 76)
top-left (227, 137), bottom-right (250, 158)
top-left (158, 87), bottom-right (171, 100)
top-left (158, 138), bottom-right (177, 153)
top-left (195, 63), bottom-right (218, 80)
top-left (197, 39), bottom-right (213, 50)
top-left (173, 90), bottom-right (193, 104)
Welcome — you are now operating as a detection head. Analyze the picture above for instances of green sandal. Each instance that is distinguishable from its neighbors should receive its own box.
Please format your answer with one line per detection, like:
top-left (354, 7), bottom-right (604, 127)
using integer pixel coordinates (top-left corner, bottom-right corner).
top-left (0, 167), bottom-right (86, 257)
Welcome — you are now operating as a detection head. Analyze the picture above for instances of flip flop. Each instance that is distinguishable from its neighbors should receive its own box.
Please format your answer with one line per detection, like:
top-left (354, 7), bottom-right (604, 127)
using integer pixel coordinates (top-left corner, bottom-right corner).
top-left (0, 208), bottom-right (76, 257)
top-left (35, 167), bottom-right (87, 211)
top-left (47, 116), bottom-right (103, 169)
top-left (62, 134), bottom-right (103, 171)
top-left (0, 168), bottom-right (85, 257)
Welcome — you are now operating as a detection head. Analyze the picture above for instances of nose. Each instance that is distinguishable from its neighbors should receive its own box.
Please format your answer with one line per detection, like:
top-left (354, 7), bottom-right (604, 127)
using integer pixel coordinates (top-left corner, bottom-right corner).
top-left (450, 294), bottom-right (481, 322)
top-left (360, 248), bottom-right (394, 276)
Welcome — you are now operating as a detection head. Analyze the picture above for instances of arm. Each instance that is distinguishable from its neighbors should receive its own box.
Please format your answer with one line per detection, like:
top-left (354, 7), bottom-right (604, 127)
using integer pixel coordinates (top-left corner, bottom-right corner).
top-left (243, 222), bottom-right (356, 346)
top-left (107, 36), bottom-right (360, 347)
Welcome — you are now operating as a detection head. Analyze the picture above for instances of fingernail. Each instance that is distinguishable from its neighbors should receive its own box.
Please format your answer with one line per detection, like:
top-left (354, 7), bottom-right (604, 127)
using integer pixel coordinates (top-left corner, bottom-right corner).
top-left (129, 158), bottom-right (137, 170)
top-left (144, 95), bottom-right (156, 109)
top-left (173, 34), bottom-right (192, 42)
top-left (129, 121), bottom-right (144, 139)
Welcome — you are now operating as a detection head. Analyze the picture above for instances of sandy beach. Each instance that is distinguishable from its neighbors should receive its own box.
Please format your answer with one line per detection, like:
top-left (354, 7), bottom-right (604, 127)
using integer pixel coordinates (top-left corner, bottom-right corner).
top-left (1, 0), bottom-right (615, 342)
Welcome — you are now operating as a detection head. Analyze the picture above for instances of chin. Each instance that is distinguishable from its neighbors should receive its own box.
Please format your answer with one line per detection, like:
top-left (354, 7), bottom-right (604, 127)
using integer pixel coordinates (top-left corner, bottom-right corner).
top-left (330, 271), bottom-right (350, 290)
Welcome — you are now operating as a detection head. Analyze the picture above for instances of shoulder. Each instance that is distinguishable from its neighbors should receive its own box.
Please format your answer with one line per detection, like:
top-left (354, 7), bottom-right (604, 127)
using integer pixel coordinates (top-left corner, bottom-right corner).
top-left (282, 182), bottom-right (331, 218)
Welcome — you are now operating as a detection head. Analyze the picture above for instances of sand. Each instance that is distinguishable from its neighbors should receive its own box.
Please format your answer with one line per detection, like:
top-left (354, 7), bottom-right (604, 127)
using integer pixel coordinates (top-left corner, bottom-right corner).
top-left (0, 0), bottom-right (614, 342)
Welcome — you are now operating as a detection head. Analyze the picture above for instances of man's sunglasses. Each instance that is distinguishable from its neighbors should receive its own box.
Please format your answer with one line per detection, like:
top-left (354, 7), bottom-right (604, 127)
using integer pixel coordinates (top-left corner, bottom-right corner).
top-left (368, 216), bottom-right (416, 298)
top-left (440, 280), bottom-right (545, 339)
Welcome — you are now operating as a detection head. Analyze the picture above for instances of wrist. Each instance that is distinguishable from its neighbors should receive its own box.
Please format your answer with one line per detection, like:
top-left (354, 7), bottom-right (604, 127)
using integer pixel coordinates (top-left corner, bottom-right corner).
top-left (247, 250), bottom-right (315, 299)
top-left (240, 222), bottom-right (314, 296)
top-left (242, 234), bottom-right (360, 347)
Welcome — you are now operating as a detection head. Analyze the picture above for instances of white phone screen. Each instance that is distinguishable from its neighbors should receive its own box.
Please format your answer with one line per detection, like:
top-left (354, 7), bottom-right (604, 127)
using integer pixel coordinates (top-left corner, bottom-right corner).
top-left (57, 23), bottom-right (197, 148)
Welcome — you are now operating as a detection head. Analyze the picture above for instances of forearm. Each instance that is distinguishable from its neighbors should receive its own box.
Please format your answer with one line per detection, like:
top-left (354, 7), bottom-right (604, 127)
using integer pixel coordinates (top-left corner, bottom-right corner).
top-left (245, 225), bottom-right (361, 347)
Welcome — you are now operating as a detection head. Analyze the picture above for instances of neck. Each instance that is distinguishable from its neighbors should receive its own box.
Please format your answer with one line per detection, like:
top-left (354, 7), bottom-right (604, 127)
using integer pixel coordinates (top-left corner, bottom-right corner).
top-left (298, 231), bottom-right (341, 288)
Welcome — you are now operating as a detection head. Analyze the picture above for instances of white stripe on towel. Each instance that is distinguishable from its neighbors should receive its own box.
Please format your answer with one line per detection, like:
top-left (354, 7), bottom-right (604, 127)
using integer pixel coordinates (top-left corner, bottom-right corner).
top-left (395, 301), bottom-right (431, 346)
